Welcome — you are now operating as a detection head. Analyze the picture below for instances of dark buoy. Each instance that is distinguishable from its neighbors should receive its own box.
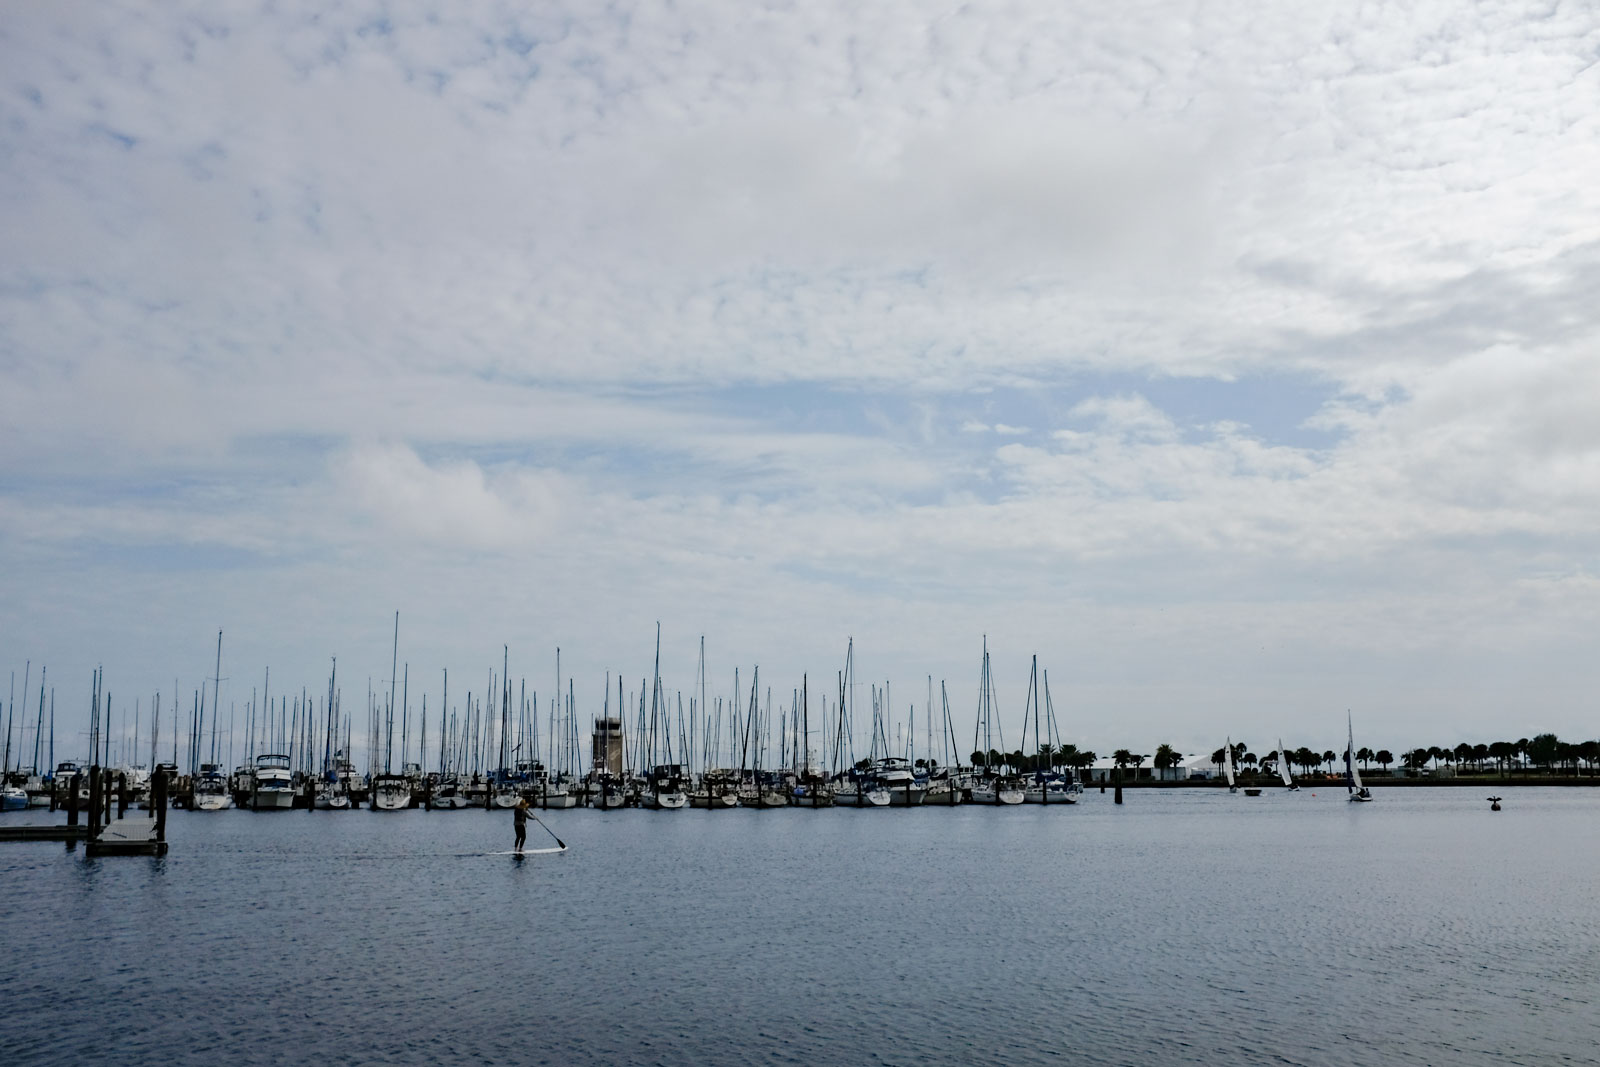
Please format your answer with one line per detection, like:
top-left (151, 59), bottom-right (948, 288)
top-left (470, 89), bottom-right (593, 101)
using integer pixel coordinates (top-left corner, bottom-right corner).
top-left (1488, 796), bottom-right (1502, 811)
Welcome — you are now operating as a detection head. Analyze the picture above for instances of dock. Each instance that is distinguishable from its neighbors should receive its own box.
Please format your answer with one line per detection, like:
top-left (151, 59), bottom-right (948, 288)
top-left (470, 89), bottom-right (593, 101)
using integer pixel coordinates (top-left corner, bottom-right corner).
top-left (0, 824), bottom-right (88, 842)
top-left (85, 816), bottom-right (168, 857)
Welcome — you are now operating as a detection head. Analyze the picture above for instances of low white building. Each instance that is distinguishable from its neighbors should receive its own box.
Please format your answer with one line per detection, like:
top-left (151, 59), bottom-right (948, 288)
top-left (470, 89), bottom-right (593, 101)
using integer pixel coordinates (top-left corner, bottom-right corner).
top-left (1179, 753), bottom-right (1216, 780)
top-left (1085, 754), bottom-right (1202, 782)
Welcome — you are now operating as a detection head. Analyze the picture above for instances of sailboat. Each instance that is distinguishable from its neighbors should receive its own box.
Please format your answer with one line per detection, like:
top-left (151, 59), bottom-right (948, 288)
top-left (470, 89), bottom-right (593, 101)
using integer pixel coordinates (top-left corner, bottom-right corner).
top-left (639, 763), bottom-right (689, 810)
top-left (1276, 739), bottom-right (1298, 791)
top-left (1345, 714), bottom-right (1372, 802)
top-left (1223, 737), bottom-right (1238, 794)
top-left (969, 639), bottom-right (1024, 805)
top-left (193, 762), bottom-right (234, 810)
top-left (370, 772), bottom-right (412, 811)
top-left (313, 775), bottom-right (351, 810)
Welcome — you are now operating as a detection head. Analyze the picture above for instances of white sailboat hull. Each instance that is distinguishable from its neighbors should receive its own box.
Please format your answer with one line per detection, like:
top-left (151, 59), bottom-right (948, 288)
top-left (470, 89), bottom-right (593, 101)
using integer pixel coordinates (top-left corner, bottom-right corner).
top-left (313, 793), bottom-right (350, 810)
top-left (969, 783), bottom-right (1024, 805)
top-left (833, 786), bottom-right (890, 807)
top-left (882, 784), bottom-right (927, 806)
top-left (371, 784), bottom-right (411, 811)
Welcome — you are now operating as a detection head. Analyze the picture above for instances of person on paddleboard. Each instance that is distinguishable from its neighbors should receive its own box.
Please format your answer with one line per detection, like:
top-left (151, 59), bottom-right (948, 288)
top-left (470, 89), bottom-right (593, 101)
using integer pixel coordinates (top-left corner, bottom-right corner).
top-left (513, 795), bottom-right (531, 853)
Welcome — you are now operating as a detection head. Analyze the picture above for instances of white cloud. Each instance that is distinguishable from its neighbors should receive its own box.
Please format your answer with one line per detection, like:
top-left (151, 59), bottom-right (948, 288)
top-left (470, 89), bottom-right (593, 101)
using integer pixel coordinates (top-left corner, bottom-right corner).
top-left (4, 1), bottom-right (1600, 753)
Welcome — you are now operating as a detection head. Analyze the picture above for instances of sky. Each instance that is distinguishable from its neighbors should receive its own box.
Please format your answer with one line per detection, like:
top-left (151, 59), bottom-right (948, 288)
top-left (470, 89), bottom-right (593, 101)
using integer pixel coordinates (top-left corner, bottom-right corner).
top-left (2, 1), bottom-right (1599, 770)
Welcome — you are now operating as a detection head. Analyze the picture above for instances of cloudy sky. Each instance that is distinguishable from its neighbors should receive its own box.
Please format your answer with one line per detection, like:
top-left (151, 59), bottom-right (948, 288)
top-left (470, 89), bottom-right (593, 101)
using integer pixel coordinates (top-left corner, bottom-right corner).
top-left (3, 1), bottom-right (1598, 768)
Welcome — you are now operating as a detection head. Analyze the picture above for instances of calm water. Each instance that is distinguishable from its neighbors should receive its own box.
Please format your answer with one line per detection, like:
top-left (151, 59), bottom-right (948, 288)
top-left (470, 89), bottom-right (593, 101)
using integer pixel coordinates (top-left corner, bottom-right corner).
top-left (3, 787), bottom-right (1598, 1066)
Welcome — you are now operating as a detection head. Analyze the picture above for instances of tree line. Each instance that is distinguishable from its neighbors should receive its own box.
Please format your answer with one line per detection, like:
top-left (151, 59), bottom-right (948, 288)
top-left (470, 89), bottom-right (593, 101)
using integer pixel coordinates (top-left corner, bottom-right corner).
top-left (1205, 733), bottom-right (1599, 777)
top-left (888, 733), bottom-right (1600, 779)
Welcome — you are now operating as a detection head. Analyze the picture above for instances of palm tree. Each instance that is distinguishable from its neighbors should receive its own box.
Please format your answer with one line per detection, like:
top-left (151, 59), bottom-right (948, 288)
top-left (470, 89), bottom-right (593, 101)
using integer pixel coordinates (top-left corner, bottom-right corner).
top-left (1527, 733), bottom-right (1560, 774)
top-left (1036, 743), bottom-right (1055, 773)
top-left (1375, 749), bottom-right (1393, 773)
top-left (1556, 741), bottom-right (1577, 775)
top-left (1321, 749), bottom-right (1336, 774)
top-left (1357, 746), bottom-right (1373, 770)
top-left (1153, 743), bottom-right (1177, 781)
top-left (1577, 740), bottom-right (1600, 777)
top-left (1488, 741), bottom-right (1514, 775)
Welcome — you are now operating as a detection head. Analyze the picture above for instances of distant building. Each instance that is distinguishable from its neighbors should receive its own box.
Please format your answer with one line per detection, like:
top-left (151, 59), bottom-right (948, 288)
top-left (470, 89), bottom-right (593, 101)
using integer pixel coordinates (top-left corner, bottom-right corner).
top-left (1088, 756), bottom-right (1154, 783)
top-left (1083, 754), bottom-right (1203, 782)
top-left (591, 717), bottom-right (623, 776)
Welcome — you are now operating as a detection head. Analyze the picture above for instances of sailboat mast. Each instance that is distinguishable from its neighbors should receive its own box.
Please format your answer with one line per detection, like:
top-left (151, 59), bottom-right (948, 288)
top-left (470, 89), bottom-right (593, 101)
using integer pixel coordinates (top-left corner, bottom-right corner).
top-left (386, 612), bottom-right (399, 774)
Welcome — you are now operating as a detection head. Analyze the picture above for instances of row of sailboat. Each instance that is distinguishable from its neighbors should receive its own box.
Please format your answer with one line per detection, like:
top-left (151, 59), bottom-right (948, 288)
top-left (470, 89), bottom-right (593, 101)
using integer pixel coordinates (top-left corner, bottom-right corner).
top-left (1221, 714), bottom-right (1373, 802)
top-left (4, 625), bottom-right (1378, 817)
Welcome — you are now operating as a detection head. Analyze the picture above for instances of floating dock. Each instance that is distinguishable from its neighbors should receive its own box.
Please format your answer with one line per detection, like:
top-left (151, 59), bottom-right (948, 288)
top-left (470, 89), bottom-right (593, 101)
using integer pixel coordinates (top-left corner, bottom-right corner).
top-left (86, 816), bottom-right (168, 857)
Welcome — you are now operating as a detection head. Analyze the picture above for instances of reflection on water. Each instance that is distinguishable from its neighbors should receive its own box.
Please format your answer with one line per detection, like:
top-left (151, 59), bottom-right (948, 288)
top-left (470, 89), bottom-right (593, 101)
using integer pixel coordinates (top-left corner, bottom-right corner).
top-left (3, 788), bottom-right (1598, 1066)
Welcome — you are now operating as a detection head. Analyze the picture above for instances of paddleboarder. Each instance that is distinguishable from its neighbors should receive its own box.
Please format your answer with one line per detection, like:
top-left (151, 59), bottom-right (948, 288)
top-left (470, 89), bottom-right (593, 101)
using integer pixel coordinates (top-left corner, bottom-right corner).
top-left (513, 795), bottom-right (531, 853)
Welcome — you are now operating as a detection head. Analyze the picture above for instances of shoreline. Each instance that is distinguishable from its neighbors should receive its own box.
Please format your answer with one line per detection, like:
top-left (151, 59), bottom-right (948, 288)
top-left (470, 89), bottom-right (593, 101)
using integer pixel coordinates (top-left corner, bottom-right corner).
top-left (1106, 776), bottom-right (1600, 789)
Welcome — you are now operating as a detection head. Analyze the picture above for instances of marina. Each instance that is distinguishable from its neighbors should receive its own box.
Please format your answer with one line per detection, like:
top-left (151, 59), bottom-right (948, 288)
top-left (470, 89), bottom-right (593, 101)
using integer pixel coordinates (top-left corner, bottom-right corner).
top-left (6, 3), bottom-right (1598, 1065)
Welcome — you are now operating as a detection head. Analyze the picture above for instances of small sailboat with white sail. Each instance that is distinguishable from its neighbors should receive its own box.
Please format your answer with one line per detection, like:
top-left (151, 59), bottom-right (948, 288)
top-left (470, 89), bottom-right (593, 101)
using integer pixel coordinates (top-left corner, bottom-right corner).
top-left (1345, 714), bottom-right (1372, 802)
top-left (1275, 738), bottom-right (1298, 791)
top-left (1223, 737), bottom-right (1238, 794)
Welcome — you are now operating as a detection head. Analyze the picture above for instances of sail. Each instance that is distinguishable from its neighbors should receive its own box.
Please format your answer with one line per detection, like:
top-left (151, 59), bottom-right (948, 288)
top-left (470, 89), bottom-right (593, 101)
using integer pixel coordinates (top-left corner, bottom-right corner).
top-left (1345, 715), bottom-right (1363, 791)
top-left (1223, 737), bottom-right (1236, 788)
top-left (1276, 739), bottom-right (1293, 787)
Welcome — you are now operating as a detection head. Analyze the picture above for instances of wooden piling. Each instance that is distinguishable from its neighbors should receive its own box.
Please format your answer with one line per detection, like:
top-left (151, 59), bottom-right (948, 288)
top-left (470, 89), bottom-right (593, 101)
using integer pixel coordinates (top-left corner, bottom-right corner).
top-left (87, 764), bottom-right (101, 836)
top-left (153, 768), bottom-right (168, 844)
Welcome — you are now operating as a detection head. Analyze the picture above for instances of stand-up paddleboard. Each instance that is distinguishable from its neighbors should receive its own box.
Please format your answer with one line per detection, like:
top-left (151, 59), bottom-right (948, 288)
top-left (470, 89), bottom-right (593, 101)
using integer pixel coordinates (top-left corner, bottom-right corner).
top-left (486, 813), bottom-right (568, 855)
top-left (486, 845), bottom-right (567, 855)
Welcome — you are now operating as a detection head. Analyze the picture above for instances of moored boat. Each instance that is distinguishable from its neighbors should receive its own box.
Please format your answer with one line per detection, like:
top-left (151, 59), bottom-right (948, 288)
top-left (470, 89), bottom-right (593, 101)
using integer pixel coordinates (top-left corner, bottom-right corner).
top-left (1023, 773), bottom-right (1079, 804)
top-left (969, 776), bottom-right (1024, 805)
top-left (193, 763), bottom-right (234, 811)
top-left (370, 772), bottom-right (411, 811)
top-left (250, 754), bottom-right (295, 811)
top-left (1346, 714), bottom-right (1373, 802)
